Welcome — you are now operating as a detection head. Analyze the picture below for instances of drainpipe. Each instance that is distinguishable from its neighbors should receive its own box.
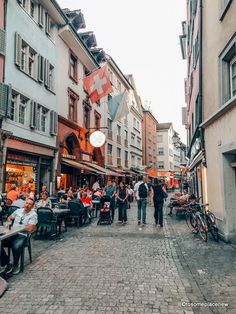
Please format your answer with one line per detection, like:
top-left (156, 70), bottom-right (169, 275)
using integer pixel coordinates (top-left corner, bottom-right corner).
top-left (199, 0), bottom-right (206, 165)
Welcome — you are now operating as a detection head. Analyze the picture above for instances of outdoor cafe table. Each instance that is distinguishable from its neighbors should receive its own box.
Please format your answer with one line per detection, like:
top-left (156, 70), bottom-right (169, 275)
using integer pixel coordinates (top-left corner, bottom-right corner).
top-left (0, 226), bottom-right (26, 264)
top-left (52, 208), bottom-right (70, 234)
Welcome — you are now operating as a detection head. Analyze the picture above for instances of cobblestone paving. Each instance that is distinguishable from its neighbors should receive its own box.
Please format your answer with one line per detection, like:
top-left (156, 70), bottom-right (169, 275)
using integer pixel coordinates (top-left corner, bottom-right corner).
top-left (0, 200), bottom-right (235, 314)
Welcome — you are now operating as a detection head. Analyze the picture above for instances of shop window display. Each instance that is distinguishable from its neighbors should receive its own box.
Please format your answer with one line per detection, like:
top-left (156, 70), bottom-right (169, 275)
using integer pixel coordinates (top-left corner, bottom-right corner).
top-left (5, 164), bottom-right (37, 193)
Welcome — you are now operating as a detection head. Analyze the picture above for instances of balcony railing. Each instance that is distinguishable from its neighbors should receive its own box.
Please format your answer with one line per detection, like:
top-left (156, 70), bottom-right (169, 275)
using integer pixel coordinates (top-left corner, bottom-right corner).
top-left (117, 157), bottom-right (121, 167)
top-left (107, 155), bottom-right (113, 165)
top-left (117, 135), bottom-right (121, 144)
top-left (124, 139), bottom-right (128, 148)
top-left (107, 130), bottom-right (113, 140)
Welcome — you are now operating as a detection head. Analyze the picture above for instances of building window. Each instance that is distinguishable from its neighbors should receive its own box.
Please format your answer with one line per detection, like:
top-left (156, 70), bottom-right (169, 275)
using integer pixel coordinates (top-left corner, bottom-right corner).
top-left (158, 161), bottom-right (165, 169)
top-left (69, 51), bottom-right (78, 82)
top-left (230, 59), bottom-right (236, 97)
top-left (48, 63), bottom-right (54, 91)
top-left (45, 13), bottom-right (52, 36)
top-left (108, 118), bottom-right (112, 130)
top-left (9, 94), bottom-right (17, 121)
top-left (108, 144), bottom-right (112, 155)
top-left (137, 138), bottom-right (141, 148)
top-left (131, 155), bottom-right (135, 166)
top-left (68, 89), bottom-right (78, 122)
top-left (158, 147), bottom-right (164, 155)
top-left (220, 36), bottom-right (236, 105)
top-left (83, 103), bottom-right (91, 129)
top-left (117, 125), bottom-right (121, 136)
top-left (19, 97), bottom-right (27, 125)
top-left (94, 111), bottom-right (101, 129)
top-left (117, 148), bottom-right (121, 158)
top-left (9, 92), bottom-right (30, 125)
top-left (131, 134), bottom-right (135, 145)
top-left (36, 105), bottom-right (48, 132)
top-left (30, 1), bottom-right (35, 18)
top-left (157, 135), bottom-right (163, 143)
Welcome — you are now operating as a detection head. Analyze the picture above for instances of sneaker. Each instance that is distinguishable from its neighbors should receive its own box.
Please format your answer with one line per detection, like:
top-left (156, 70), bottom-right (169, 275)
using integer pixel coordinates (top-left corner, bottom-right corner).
top-left (5, 264), bottom-right (13, 275)
top-left (138, 221), bottom-right (141, 225)
top-left (124, 221), bottom-right (127, 224)
top-left (12, 265), bottom-right (21, 275)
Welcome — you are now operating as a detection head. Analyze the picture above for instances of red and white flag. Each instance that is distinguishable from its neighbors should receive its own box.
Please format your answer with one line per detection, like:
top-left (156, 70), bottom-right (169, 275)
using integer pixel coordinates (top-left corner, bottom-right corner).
top-left (83, 65), bottom-right (113, 103)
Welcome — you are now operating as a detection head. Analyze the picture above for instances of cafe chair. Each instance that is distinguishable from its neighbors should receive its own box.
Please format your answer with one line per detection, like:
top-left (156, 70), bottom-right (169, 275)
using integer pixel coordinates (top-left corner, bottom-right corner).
top-left (68, 200), bottom-right (86, 227)
top-left (6, 233), bottom-right (33, 273)
top-left (35, 207), bottom-right (58, 238)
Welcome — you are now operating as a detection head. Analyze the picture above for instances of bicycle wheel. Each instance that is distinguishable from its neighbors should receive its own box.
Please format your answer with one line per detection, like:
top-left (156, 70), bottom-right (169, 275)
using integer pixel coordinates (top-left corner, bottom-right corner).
top-left (186, 212), bottom-right (196, 230)
top-left (196, 217), bottom-right (208, 242)
top-left (210, 226), bottom-right (219, 242)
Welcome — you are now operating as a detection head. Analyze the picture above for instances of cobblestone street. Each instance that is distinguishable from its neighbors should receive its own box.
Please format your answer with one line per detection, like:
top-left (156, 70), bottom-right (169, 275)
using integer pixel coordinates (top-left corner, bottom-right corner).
top-left (0, 201), bottom-right (236, 314)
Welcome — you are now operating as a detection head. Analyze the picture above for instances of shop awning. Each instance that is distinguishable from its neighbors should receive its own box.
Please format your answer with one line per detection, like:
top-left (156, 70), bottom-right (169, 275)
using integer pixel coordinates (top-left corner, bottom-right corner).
top-left (81, 162), bottom-right (119, 176)
top-left (106, 167), bottom-right (125, 177)
top-left (61, 158), bottom-right (99, 174)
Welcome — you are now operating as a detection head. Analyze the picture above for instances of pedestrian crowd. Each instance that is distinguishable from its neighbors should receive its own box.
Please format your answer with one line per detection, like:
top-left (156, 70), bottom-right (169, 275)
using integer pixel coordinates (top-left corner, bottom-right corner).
top-left (0, 175), bottom-right (169, 277)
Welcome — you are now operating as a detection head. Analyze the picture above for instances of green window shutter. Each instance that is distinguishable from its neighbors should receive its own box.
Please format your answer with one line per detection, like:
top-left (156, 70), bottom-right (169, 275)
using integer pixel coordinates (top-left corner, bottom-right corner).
top-left (15, 32), bottom-right (21, 67)
top-left (30, 100), bottom-right (37, 129)
top-left (50, 111), bottom-right (58, 136)
top-left (44, 59), bottom-right (49, 87)
top-left (38, 55), bottom-right (44, 83)
top-left (0, 82), bottom-right (8, 117)
top-left (0, 29), bottom-right (6, 56)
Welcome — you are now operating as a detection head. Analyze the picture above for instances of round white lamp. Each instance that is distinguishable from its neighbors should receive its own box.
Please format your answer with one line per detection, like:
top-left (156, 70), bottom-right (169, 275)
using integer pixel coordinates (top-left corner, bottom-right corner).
top-left (89, 130), bottom-right (106, 147)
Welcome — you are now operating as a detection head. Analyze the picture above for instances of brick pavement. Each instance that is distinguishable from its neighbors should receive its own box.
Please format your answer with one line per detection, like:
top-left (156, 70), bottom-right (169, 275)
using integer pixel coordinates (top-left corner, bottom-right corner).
top-left (0, 200), bottom-right (235, 314)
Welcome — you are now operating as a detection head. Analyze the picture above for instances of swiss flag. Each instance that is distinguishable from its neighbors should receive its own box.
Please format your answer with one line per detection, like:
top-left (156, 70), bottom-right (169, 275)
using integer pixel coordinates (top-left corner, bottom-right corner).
top-left (83, 65), bottom-right (113, 103)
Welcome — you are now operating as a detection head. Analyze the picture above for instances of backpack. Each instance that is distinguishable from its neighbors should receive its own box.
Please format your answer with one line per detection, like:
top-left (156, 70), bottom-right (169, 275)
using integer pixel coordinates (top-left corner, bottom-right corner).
top-left (138, 183), bottom-right (148, 199)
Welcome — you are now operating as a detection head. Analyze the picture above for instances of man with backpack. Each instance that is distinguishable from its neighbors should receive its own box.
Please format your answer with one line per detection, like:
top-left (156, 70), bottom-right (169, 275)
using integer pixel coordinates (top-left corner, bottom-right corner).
top-left (134, 176), bottom-right (150, 225)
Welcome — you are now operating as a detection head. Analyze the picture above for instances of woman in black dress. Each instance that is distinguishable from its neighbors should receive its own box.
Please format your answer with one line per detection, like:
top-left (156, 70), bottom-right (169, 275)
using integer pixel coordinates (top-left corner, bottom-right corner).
top-left (116, 181), bottom-right (128, 224)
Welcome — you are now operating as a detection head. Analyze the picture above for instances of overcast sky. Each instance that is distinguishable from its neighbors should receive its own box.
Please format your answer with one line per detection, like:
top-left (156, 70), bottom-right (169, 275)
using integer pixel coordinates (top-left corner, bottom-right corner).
top-left (57, 0), bottom-right (187, 142)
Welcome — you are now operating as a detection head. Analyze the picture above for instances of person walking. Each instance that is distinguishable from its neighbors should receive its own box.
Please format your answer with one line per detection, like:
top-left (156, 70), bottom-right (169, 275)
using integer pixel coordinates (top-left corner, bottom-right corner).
top-left (116, 181), bottom-right (128, 224)
top-left (134, 176), bottom-right (149, 225)
top-left (152, 178), bottom-right (167, 227)
top-left (104, 180), bottom-right (116, 221)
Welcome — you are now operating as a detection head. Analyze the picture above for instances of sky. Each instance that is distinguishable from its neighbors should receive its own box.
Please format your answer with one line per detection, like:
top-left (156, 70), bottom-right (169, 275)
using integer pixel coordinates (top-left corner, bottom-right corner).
top-left (57, 0), bottom-right (187, 142)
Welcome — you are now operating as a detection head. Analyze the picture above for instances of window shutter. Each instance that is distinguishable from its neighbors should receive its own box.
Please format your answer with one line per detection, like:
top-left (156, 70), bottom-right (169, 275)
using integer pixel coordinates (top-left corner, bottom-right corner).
top-left (0, 29), bottom-right (6, 56)
top-left (0, 82), bottom-right (8, 117)
top-left (45, 13), bottom-right (51, 35)
top-left (38, 55), bottom-right (44, 83)
top-left (50, 111), bottom-right (58, 136)
top-left (6, 84), bottom-right (12, 119)
top-left (44, 59), bottom-right (49, 87)
top-left (15, 32), bottom-right (21, 67)
top-left (30, 100), bottom-right (37, 129)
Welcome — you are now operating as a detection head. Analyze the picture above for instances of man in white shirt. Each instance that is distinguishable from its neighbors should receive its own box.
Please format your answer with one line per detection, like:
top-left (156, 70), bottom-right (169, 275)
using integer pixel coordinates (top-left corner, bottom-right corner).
top-left (134, 176), bottom-right (149, 225)
top-left (92, 180), bottom-right (100, 191)
top-left (0, 197), bottom-right (38, 275)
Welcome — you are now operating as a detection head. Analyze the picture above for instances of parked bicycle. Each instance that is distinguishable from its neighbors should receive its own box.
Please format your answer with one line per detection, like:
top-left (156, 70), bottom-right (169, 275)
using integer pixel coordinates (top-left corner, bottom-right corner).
top-left (185, 202), bottom-right (219, 242)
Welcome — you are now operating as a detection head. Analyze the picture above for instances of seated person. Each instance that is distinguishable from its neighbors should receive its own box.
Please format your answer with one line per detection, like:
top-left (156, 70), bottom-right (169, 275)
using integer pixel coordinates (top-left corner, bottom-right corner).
top-left (12, 194), bottom-right (26, 208)
top-left (0, 197), bottom-right (38, 275)
top-left (36, 192), bottom-right (52, 209)
top-left (101, 202), bottom-right (110, 212)
top-left (81, 192), bottom-right (92, 206)
top-left (93, 188), bottom-right (104, 198)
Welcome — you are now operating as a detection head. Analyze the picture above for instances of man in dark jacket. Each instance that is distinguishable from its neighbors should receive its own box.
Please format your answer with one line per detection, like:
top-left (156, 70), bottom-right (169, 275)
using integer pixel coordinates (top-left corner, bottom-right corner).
top-left (152, 178), bottom-right (167, 227)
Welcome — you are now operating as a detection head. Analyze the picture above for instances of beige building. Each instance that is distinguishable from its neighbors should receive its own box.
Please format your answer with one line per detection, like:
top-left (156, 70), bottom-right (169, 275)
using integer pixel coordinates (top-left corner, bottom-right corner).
top-left (201, 0), bottom-right (236, 242)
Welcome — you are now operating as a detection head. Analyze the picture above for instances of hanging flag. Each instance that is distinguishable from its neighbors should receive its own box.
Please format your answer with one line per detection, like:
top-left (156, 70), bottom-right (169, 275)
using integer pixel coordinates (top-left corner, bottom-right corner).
top-left (83, 65), bottom-right (113, 103)
top-left (108, 92), bottom-right (129, 121)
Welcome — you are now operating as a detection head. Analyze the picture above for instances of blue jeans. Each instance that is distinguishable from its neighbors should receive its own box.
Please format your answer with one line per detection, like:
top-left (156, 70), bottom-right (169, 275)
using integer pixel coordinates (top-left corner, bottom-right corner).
top-left (137, 199), bottom-right (147, 223)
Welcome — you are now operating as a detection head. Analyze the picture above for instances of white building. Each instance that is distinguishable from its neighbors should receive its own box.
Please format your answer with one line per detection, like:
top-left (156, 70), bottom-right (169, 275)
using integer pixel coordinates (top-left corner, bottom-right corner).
top-left (126, 74), bottom-right (143, 171)
top-left (157, 123), bottom-right (175, 185)
top-left (1, 0), bottom-right (65, 193)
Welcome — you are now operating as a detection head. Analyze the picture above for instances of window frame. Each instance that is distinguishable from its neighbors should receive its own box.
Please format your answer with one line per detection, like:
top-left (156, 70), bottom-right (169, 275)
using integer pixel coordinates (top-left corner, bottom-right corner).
top-left (68, 89), bottom-right (79, 122)
top-left (69, 50), bottom-right (78, 83)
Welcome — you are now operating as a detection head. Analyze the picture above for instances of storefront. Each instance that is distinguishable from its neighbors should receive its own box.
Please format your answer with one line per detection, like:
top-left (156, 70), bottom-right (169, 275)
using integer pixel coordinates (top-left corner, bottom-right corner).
top-left (4, 149), bottom-right (53, 194)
